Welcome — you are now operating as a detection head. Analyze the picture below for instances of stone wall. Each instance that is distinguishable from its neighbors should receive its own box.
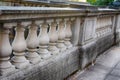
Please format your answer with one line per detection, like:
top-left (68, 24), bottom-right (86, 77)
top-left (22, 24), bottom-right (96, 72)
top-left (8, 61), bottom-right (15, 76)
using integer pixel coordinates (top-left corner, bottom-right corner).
top-left (0, 47), bottom-right (80, 80)
top-left (79, 33), bottom-right (115, 69)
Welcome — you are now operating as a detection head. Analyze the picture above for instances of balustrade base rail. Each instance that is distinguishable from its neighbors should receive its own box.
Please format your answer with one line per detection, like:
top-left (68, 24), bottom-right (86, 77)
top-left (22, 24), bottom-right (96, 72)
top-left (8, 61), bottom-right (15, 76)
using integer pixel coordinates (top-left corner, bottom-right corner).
top-left (0, 33), bottom-right (115, 80)
top-left (0, 47), bottom-right (80, 80)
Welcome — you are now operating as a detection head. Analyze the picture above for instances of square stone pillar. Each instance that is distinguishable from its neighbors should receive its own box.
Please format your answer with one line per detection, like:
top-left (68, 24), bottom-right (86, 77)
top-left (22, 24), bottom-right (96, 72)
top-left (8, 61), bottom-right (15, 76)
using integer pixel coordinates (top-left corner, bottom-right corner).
top-left (115, 14), bottom-right (120, 46)
top-left (78, 17), bottom-right (97, 69)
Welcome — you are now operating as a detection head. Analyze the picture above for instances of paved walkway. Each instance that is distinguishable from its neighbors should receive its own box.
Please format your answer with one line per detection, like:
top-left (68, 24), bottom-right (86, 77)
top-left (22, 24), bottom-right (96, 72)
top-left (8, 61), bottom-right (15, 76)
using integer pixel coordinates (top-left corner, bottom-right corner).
top-left (67, 47), bottom-right (120, 80)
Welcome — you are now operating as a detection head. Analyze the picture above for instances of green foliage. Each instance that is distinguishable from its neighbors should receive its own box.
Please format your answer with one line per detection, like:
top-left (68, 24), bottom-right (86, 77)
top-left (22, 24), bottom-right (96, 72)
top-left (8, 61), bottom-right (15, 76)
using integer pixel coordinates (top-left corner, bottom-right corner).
top-left (95, 0), bottom-right (114, 6)
top-left (87, 0), bottom-right (96, 5)
top-left (87, 0), bottom-right (114, 6)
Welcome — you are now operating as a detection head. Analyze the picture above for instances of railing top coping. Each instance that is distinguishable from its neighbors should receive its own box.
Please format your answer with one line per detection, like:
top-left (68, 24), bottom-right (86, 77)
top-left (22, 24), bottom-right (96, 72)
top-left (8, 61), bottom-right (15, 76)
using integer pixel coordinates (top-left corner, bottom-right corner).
top-left (98, 8), bottom-right (117, 11)
top-left (0, 6), bottom-right (82, 11)
top-left (0, 6), bottom-right (118, 14)
top-left (0, 6), bottom-right (119, 24)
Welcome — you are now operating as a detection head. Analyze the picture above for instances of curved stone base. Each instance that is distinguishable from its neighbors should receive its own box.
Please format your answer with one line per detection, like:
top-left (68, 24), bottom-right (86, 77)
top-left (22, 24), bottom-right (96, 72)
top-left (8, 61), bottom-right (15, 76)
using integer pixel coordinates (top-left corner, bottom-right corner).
top-left (48, 46), bottom-right (59, 55)
top-left (0, 65), bottom-right (15, 76)
top-left (57, 43), bottom-right (66, 52)
top-left (38, 49), bottom-right (51, 59)
top-left (11, 55), bottom-right (30, 69)
top-left (26, 52), bottom-right (41, 64)
top-left (65, 41), bottom-right (72, 49)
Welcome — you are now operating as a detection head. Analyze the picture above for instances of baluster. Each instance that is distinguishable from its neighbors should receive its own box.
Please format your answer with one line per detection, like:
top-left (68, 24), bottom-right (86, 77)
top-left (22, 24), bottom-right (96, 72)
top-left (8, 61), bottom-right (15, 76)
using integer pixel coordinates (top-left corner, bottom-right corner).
top-left (48, 21), bottom-right (59, 55)
top-left (57, 20), bottom-right (66, 52)
top-left (38, 22), bottom-right (51, 59)
top-left (11, 22), bottom-right (29, 69)
top-left (0, 25), bottom-right (15, 75)
top-left (26, 21), bottom-right (41, 64)
top-left (65, 20), bottom-right (73, 49)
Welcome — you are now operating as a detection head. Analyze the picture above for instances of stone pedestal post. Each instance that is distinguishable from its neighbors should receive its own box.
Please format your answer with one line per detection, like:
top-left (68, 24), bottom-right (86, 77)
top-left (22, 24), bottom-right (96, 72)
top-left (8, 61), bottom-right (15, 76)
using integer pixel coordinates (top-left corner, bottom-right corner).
top-left (26, 21), bottom-right (41, 64)
top-left (57, 20), bottom-right (66, 52)
top-left (48, 21), bottom-right (59, 55)
top-left (0, 26), bottom-right (15, 75)
top-left (12, 22), bottom-right (30, 69)
top-left (38, 22), bottom-right (51, 59)
top-left (115, 15), bottom-right (120, 46)
top-left (78, 17), bottom-right (97, 69)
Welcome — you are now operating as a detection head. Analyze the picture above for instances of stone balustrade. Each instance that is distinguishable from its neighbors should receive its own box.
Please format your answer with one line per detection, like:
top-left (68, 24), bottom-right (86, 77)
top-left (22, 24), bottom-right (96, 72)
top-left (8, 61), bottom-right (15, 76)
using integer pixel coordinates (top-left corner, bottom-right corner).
top-left (0, 6), bottom-right (120, 80)
top-left (0, 18), bottom-right (74, 70)
top-left (96, 16), bottom-right (113, 38)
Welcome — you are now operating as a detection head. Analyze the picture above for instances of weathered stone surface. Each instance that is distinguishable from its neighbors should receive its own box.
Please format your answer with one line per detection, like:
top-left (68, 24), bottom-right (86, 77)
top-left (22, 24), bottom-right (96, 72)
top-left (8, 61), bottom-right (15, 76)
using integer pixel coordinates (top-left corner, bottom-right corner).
top-left (105, 75), bottom-right (120, 80)
top-left (110, 69), bottom-right (120, 77)
top-left (0, 47), bottom-right (80, 80)
top-left (79, 41), bottom-right (97, 69)
top-left (67, 47), bottom-right (120, 80)
top-left (96, 33), bottom-right (114, 55)
top-left (79, 33), bottom-right (115, 69)
top-left (115, 62), bottom-right (120, 69)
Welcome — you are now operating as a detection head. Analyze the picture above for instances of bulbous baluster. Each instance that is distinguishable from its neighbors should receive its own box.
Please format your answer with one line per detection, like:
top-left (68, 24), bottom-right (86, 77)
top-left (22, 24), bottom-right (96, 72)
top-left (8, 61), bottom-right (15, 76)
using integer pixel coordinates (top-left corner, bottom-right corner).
top-left (26, 21), bottom-right (41, 64)
top-left (38, 22), bottom-right (51, 59)
top-left (11, 23), bottom-right (30, 69)
top-left (57, 21), bottom-right (66, 52)
top-left (0, 26), bottom-right (15, 75)
top-left (65, 20), bottom-right (73, 49)
top-left (48, 22), bottom-right (59, 55)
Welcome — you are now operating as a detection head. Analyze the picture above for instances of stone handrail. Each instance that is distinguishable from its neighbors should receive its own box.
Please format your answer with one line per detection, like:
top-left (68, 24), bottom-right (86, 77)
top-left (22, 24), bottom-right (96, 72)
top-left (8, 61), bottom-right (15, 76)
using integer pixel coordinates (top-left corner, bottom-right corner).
top-left (0, 6), bottom-right (120, 80)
